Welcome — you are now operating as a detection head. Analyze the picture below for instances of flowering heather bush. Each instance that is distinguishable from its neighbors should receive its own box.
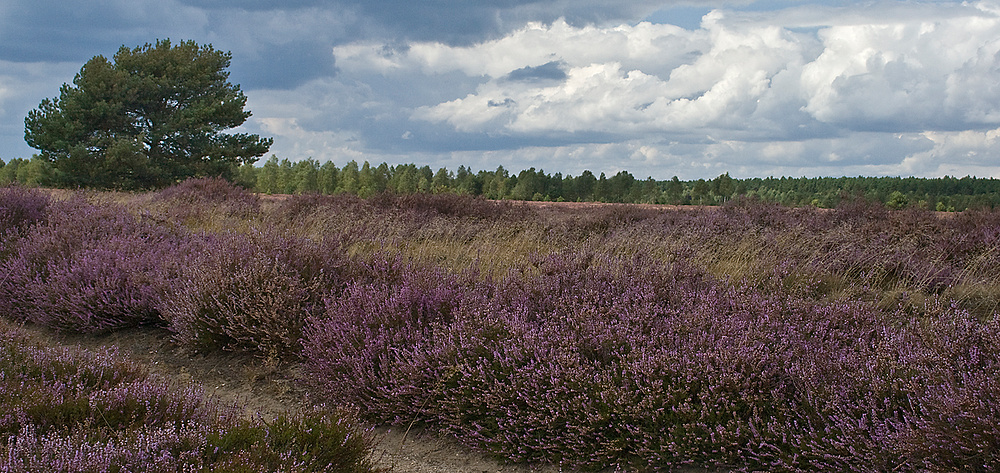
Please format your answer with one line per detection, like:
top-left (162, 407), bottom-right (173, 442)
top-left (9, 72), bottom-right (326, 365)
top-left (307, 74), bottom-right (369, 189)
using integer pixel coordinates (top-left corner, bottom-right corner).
top-left (541, 202), bottom-right (664, 239)
top-left (371, 192), bottom-right (532, 220)
top-left (0, 196), bottom-right (184, 332)
top-left (2, 196), bottom-right (149, 276)
top-left (0, 185), bottom-right (49, 241)
top-left (267, 192), bottom-right (370, 223)
top-left (303, 259), bottom-right (467, 420)
top-left (161, 229), bottom-right (344, 357)
top-left (0, 323), bottom-right (377, 472)
top-left (149, 177), bottom-right (260, 229)
top-left (24, 233), bottom-right (182, 333)
top-left (0, 330), bottom-right (146, 437)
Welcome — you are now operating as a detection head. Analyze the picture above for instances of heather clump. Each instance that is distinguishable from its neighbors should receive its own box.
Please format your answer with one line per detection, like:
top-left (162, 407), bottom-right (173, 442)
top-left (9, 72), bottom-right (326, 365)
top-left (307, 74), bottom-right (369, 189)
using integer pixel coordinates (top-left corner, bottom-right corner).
top-left (266, 192), bottom-right (369, 224)
top-left (24, 232), bottom-right (181, 333)
top-left (372, 192), bottom-right (533, 220)
top-left (162, 230), bottom-right (343, 357)
top-left (0, 197), bottom-right (182, 331)
top-left (0, 185), bottom-right (50, 241)
top-left (149, 177), bottom-right (260, 230)
top-left (4, 196), bottom-right (139, 266)
top-left (0, 328), bottom-right (180, 438)
top-left (302, 260), bottom-right (467, 420)
top-left (200, 409), bottom-right (375, 473)
top-left (538, 203), bottom-right (663, 243)
top-left (890, 301), bottom-right (1000, 471)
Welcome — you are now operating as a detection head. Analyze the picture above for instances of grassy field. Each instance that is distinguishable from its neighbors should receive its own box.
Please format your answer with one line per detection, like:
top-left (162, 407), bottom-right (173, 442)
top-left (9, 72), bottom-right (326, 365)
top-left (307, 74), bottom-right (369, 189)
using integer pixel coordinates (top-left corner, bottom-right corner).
top-left (2, 179), bottom-right (999, 471)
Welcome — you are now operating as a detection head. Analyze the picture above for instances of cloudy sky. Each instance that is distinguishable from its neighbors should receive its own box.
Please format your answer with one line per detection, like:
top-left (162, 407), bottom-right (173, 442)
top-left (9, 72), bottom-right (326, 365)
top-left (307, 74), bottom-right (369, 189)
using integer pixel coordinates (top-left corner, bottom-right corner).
top-left (2, 0), bottom-right (1000, 180)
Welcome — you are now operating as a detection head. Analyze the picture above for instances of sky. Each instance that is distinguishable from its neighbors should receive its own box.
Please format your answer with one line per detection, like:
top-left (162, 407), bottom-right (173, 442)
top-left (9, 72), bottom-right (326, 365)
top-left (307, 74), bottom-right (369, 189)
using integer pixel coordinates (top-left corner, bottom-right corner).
top-left (2, 1), bottom-right (1000, 180)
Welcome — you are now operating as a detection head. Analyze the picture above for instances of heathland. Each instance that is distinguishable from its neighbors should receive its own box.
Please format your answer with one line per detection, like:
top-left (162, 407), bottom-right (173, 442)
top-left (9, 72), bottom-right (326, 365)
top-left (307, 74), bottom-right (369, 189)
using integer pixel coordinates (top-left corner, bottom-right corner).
top-left (2, 179), bottom-right (999, 471)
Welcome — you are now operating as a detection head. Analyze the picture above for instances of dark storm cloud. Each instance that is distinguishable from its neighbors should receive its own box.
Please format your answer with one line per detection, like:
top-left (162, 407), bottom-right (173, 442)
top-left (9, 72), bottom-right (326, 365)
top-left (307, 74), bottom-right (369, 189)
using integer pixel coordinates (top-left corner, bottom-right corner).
top-left (229, 41), bottom-right (337, 90)
top-left (174, 0), bottom-right (321, 10)
top-left (0, 0), bottom-right (352, 90)
top-left (330, 0), bottom-right (668, 44)
top-left (0, 0), bottom-right (205, 63)
top-left (0, 0), bottom-right (661, 84)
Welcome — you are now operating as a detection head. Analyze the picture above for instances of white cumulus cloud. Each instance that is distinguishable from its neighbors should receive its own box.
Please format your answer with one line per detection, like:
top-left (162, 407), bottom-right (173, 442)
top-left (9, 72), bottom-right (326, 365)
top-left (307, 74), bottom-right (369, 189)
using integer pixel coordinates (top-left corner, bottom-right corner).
top-left (801, 12), bottom-right (1000, 130)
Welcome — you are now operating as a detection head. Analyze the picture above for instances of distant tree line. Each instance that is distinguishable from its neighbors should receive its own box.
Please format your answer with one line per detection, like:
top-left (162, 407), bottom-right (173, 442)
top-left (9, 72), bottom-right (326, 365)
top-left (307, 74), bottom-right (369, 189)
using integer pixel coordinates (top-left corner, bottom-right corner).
top-left (6, 154), bottom-right (1000, 211)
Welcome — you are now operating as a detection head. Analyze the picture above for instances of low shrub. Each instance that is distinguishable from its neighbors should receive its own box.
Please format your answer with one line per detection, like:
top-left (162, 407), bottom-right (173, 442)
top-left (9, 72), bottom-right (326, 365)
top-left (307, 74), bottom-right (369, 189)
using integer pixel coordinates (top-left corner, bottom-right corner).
top-left (150, 177), bottom-right (260, 229)
top-left (0, 185), bottom-right (49, 241)
top-left (0, 196), bottom-right (184, 332)
top-left (302, 260), bottom-right (466, 421)
top-left (161, 230), bottom-right (342, 357)
top-left (203, 410), bottom-right (375, 473)
top-left (371, 192), bottom-right (532, 220)
top-left (25, 233), bottom-right (181, 333)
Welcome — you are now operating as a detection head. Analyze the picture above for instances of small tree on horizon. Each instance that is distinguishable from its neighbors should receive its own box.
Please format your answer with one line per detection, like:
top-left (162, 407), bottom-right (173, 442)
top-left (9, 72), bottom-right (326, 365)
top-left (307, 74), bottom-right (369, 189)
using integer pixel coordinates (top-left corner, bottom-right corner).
top-left (24, 39), bottom-right (272, 190)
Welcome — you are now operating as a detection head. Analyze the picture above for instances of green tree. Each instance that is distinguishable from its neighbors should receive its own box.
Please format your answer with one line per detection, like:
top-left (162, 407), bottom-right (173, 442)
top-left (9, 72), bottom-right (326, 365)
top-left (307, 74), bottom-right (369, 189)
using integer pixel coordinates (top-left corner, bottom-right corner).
top-left (0, 159), bottom-right (21, 185)
top-left (235, 162), bottom-right (258, 190)
top-left (574, 170), bottom-right (597, 201)
top-left (358, 161), bottom-right (388, 197)
top-left (257, 156), bottom-right (281, 194)
top-left (692, 179), bottom-right (710, 205)
top-left (392, 164), bottom-right (419, 194)
top-left (24, 39), bottom-right (271, 190)
top-left (318, 161), bottom-right (339, 194)
top-left (607, 170), bottom-right (635, 203)
top-left (482, 166), bottom-right (511, 200)
top-left (417, 165), bottom-right (433, 193)
top-left (511, 168), bottom-right (542, 201)
top-left (293, 159), bottom-right (320, 193)
top-left (664, 176), bottom-right (684, 204)
top-left (637, 177), bottom-right (659, 204)
top-left (337, 160), bottom-right (360, 194)
top-left (431, 167), bottom-right (453, 193)
top-left (713, 173), bottom-right (735, 202)
top-left (0, 157), bottom-right (54, 186)
top-left (594, 172), bottom-right (609, 202)
top-left (886, 190), bottom-right (909, 210)
top-left (278, 158), bottom-right (295, 193)
top-left (374, 163), bottom-right (391, 194)
top-left (453, 165), bottom-right (480, 195)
